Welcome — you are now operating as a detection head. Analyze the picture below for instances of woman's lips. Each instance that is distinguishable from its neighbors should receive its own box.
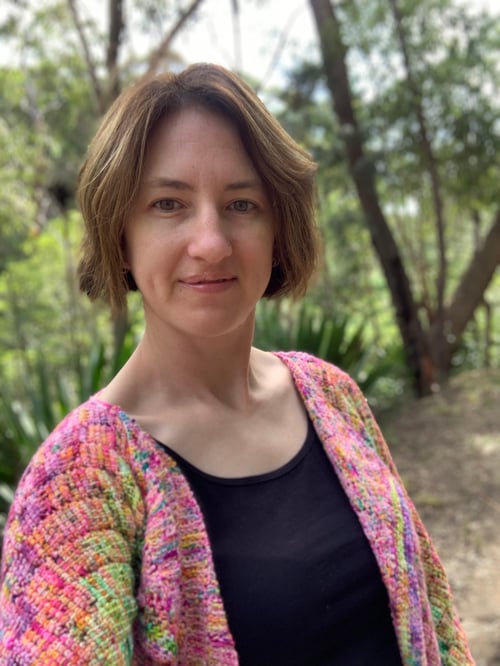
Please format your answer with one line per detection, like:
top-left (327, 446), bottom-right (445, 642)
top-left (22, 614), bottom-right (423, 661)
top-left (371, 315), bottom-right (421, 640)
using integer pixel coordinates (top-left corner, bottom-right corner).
top-left (179, 274), bottom-right (237, 292)
top-left (181, 272), bottom-right (235, 283)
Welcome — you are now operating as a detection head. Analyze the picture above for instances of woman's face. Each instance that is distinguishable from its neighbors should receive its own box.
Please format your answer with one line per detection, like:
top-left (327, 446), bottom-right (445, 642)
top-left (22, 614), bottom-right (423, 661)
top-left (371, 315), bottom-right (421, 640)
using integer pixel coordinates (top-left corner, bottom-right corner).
top-left (124, 107), bottom-right (275, 342)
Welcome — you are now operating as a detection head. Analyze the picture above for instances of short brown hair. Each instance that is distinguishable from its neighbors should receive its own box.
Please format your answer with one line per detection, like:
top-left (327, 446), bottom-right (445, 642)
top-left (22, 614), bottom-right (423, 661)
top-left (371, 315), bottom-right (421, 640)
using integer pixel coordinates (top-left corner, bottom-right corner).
top-left (78, 63), bottom-right (319, 313)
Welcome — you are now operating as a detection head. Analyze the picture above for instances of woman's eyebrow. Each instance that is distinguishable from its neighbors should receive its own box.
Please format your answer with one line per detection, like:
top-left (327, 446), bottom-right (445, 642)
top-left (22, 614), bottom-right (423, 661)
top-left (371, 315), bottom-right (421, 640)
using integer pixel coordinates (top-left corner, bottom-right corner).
top-left (225, 179), bottom-right (263, 191)
top-left (143, 177), bottom-right (263, 192)
top-left (144, 177), bottom-right (193, 190)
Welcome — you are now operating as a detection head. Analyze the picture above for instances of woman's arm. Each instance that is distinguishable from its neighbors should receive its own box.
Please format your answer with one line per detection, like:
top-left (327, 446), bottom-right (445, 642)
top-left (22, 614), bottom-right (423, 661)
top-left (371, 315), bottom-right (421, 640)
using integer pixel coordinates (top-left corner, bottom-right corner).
top-left (0, 407), bottom-right (144, 665)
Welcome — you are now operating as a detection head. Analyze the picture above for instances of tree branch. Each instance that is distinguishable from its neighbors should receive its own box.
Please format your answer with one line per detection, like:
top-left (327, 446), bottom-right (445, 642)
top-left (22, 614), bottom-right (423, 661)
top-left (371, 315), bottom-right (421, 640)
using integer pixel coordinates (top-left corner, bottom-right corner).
top-left (142, 0), bottom-right (205, 78)
top-left (254, 5), bottom-right (304, 94)
top-left (66, 0), bottom-right (105, 114)
top-left (388, 0), bottom-right (447, 322)
top-left (445, 210), bottom-right (500, 342)
top-left (106, 0), bottom-right (125, 103)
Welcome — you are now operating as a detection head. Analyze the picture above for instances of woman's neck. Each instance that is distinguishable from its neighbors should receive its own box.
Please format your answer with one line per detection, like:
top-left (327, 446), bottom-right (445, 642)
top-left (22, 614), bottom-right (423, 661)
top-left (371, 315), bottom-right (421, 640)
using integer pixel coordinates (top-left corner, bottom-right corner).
top-left (102, 319), bottom-right (270, 415)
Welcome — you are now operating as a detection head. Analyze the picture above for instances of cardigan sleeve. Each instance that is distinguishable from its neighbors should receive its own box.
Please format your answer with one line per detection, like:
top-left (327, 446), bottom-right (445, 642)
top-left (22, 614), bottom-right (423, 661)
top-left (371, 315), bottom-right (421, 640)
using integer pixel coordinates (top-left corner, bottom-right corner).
top-left (331, 369), bottom-right (475, 666)
top-left (0, 405), bottom-right (145, 665)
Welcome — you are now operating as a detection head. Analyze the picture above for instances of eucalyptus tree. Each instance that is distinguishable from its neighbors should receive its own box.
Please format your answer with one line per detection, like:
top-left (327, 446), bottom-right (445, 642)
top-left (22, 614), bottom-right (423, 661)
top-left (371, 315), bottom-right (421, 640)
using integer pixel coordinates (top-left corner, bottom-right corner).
top-left (309, 0), bottom-right (500, 394)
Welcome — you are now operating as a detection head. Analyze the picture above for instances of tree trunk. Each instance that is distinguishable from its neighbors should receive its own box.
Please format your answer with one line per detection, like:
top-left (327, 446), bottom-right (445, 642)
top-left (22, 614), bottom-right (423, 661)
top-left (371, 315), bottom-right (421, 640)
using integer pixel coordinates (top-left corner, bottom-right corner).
top-left (309, 0), bottom-right (434, 395)
top-left (420, 210), bottom-right (500, 378)
top-left (441, 210), bottom-right (500, 354)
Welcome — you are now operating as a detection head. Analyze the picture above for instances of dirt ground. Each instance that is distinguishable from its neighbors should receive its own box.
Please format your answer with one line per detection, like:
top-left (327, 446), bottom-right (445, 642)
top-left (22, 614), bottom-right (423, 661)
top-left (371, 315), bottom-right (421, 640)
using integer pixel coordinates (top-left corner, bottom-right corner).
top-left (379, 368), bottom-right (500, 665)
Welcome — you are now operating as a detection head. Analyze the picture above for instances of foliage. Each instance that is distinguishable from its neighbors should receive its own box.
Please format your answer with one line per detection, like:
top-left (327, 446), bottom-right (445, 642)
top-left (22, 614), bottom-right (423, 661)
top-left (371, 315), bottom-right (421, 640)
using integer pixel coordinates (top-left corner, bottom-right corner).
top-left (0, 4), bottom-right (97, 234)
top-left (355, 0), bottom-right (499, 290)
top-left (0, 330), bottom-right (138, 533)
top-left (254, 299), bottom-right (407, 399)
top-left (348, 0), bottom-right (500, 289)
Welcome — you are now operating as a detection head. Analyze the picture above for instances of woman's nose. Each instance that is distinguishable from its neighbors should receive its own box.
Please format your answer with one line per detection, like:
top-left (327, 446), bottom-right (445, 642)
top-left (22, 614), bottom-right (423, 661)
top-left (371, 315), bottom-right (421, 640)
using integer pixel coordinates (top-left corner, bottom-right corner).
top-left (186, 207), bottom-right (233, 263)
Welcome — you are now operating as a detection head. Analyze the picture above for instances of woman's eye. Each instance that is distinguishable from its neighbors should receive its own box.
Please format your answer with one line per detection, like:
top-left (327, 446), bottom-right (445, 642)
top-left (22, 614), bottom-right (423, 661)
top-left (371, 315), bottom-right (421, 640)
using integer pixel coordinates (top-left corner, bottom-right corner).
top-left (229, 200), bottom-right (255, 213)
top-left (153, 199), bottom-right (180, 211)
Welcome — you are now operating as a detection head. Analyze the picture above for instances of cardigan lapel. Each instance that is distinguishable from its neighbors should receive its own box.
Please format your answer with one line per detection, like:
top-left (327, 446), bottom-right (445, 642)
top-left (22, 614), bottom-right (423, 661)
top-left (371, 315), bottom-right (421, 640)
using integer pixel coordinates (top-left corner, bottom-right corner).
top-left (276, 352), bottom-right (437, 665)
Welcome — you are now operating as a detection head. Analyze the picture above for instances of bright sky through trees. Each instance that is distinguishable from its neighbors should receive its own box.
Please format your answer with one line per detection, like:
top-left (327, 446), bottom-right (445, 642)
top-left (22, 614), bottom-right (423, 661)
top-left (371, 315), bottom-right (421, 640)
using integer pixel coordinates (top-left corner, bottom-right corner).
top-left (71, 0), bottom-right (500, 86)
top-left (163, 0), bottom-right (499, 83)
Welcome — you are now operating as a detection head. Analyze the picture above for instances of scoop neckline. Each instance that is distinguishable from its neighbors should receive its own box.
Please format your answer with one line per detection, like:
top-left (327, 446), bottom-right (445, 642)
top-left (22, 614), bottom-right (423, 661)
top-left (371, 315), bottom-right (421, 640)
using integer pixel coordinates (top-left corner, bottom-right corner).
top-left (155, 418), bottom-right (315, 486)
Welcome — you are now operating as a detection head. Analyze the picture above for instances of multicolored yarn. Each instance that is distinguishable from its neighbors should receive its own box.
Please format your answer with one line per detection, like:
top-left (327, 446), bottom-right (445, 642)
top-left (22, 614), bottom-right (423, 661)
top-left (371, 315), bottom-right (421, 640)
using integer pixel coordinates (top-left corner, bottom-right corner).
top-left (0, 352), bottom-right (473, 665)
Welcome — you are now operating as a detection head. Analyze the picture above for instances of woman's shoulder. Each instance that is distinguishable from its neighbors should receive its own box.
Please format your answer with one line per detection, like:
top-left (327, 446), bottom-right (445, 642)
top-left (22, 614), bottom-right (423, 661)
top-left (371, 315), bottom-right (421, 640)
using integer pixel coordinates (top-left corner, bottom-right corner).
top-left (272, 350), bottom-right (371, 421)
top-left (53, 393), bottom-right (122, 426)
top-left (44, 394), bottom-right (138, 449)
top-left (17, 396), bottom-right (155, 491)
top-left (273, 350), bottom-right (357, 389)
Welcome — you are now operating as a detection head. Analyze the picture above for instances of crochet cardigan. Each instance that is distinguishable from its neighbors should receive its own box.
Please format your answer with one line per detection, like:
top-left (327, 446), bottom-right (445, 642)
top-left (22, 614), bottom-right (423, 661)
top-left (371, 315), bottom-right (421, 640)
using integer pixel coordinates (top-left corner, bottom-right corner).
top-left (0, 352), bottom-right (474, 665)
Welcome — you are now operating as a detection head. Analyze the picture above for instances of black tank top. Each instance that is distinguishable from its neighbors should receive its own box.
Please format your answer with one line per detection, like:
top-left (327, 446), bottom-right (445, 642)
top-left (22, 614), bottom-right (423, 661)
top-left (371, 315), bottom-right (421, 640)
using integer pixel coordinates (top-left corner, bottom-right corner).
top-left (157, 419), bottom-right (402, 665)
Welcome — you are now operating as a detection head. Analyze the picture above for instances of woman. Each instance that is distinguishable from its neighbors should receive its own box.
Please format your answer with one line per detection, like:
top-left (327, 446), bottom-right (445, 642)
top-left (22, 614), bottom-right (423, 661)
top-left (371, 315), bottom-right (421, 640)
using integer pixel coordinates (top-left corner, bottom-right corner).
top-left (0, 64), bottom-right (473, 665)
